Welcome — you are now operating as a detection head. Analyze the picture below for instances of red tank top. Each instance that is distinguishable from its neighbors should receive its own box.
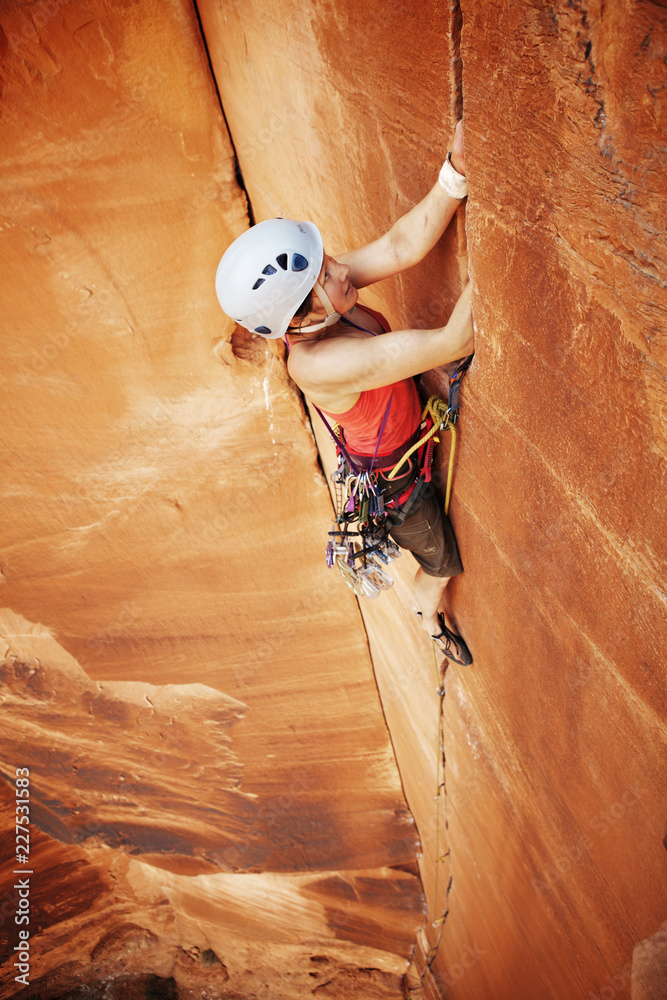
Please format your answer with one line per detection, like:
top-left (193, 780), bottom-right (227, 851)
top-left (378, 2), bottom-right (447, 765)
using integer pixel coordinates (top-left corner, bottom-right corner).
top-left (320, 306), bottom-right (422, 457)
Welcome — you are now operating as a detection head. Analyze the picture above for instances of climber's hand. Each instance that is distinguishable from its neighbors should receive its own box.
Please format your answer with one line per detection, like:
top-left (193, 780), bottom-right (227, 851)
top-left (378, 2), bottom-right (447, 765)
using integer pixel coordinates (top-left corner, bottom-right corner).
top-left (447, 280), bottom-right (474, 359)
top-left (450, 119), bottom-right (465, 177)
top-left (337, 121), bottom-right (465, 288)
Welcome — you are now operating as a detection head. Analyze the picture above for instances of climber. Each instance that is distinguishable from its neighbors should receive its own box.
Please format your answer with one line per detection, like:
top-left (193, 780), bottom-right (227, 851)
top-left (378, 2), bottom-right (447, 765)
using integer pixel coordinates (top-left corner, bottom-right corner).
top-left (215, 122), bottom-right (473, 665)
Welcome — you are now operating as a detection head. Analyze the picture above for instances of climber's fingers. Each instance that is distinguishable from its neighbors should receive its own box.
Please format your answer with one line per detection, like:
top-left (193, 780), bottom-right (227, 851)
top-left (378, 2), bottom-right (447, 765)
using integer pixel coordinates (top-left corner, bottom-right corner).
top-left (451, 119), bottom-right (465, 177)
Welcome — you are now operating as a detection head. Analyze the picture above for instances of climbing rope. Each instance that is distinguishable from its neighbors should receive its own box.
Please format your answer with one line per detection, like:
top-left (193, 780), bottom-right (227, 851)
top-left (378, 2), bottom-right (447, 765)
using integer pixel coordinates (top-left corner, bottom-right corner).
top-left (386, 395), bottom-right (458, 515)
top-left (426, 648), bottom-right (453, 981)
top-left (405, 374), bottom-right (473, 990)
top-left (407, 645), bottom-right (453, 995)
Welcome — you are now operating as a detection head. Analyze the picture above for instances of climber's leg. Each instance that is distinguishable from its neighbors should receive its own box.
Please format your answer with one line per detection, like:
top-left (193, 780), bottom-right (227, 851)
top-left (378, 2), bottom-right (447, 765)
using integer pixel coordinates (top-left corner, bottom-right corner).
top-left (386, 477), bottom-right (471, 663)
top-left (413, 567), bottom-right (451, 636)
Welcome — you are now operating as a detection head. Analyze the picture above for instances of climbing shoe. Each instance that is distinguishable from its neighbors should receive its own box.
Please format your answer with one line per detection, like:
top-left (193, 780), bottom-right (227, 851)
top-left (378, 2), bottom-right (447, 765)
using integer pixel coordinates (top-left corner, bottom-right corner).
top-left (432, 612), bottom-right (473, 666)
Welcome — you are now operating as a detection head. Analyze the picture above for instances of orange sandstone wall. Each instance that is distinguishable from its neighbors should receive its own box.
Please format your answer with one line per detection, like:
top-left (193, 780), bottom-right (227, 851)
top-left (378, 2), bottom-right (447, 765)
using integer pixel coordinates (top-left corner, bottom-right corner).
top-left (450, 3), bottom-right (667, 997)
top-left (202, 1), bottom-right (667, 999)
top-left (1, 0), bottom-right (666, 998)
top-left (0, 1), bottom-right (422, 996)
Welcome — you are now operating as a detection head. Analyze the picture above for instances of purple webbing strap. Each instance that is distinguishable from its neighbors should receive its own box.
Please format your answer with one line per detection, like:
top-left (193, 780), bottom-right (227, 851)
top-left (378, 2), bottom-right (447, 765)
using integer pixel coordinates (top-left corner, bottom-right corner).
top-left (313, 390), bottom-right (393, 477)
top-left (313, 316), bottom-right (394, 476)
top-left (286, 313), bottom-right (392, 474)
top-left (368, 390), bottom-right (394, 473)
top-left (284, 335), bottom-right (360, 472)
top-left (313, 405), bottom-right (361, 475)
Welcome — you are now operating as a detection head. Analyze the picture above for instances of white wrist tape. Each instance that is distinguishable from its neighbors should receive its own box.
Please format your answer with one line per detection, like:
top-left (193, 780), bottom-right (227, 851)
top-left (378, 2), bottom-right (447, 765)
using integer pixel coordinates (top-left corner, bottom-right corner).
top-left (438, 152), bottom-right (468, 200)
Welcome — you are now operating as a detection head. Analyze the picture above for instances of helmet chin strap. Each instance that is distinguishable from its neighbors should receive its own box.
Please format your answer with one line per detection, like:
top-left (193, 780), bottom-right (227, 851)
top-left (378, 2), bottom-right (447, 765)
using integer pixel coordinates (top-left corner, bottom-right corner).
top-left (294, 280), bottom-right (341, 333)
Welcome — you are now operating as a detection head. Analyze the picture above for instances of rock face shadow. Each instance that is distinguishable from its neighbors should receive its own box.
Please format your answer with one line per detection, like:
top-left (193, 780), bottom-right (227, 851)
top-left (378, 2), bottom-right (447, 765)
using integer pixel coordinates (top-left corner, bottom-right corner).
top-left (0, 607), bottom-right (261, 874)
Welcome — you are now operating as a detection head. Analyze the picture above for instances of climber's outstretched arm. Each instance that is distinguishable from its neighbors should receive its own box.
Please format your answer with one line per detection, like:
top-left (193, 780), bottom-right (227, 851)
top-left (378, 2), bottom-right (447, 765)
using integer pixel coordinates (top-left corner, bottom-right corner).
top-left (337, 121), bottom-right (466, 289)
top-left (289, 283), bottom-right (473, 412)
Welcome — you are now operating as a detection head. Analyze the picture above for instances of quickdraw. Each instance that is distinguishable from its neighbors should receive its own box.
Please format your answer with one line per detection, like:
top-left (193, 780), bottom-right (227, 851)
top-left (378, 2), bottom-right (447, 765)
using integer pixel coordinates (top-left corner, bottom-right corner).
top-left (323, 394), bottom-right (403, 599)
top-left (326, 523), bottom-right (400, 599)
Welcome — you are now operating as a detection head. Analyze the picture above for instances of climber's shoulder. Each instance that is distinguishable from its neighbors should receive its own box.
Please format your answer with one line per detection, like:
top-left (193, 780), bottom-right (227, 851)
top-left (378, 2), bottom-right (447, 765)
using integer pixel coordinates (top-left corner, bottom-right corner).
top-left (287, 328), bottom-right (367, 410)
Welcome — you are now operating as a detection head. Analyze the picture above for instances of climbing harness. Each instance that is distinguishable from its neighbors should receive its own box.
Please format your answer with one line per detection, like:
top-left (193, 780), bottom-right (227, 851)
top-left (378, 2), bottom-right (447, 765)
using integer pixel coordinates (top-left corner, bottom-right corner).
top-left (320, 357), bottom-right (471, 598)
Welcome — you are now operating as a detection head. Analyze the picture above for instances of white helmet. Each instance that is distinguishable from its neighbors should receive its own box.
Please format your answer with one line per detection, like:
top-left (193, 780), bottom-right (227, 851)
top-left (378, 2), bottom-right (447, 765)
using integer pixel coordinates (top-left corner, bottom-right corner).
top-left (215, 218), bottom-right (339, 339)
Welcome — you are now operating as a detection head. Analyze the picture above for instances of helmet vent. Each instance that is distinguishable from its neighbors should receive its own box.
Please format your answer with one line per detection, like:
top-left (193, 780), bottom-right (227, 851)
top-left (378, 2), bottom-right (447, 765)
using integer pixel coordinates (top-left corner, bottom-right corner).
top-left (255, 325), bottom-right (271, 335)
top-left (276, 253), bottom-right (288, 270)
top-left (262, 264), bottom-right (277, 275)
top-left (292, 253), bottom-right (308, 271)
top-left (252, 278), bottom-right (265, 290)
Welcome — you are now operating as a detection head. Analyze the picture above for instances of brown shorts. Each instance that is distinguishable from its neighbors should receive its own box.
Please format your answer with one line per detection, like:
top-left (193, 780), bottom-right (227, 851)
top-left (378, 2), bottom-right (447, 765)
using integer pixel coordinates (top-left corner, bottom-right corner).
top-left (377, 458), bottom-right (463, 579)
